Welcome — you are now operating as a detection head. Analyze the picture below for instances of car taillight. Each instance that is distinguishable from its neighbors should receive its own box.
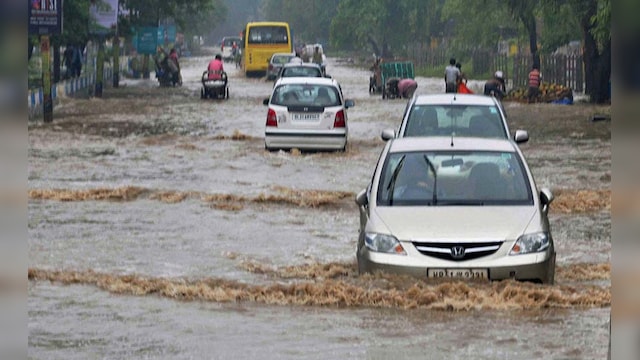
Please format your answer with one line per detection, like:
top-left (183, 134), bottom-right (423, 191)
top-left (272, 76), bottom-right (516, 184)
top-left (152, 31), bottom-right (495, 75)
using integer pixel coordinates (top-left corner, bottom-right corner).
top-left (334, 110), bottom-right (346, 128)
top-left (221, 45), bottom-right (224, 52)
top-left (268, 64), bottom-right (273, 70)
top-left (266, 108), bottom-right (278, 127)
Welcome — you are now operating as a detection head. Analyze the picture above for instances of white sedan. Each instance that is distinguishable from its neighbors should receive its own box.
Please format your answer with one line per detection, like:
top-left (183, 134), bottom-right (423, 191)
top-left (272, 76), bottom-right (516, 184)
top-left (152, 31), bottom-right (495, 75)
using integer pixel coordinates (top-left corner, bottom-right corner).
top-left (263, 77), bottom-right (354, 152)
top-left (356, 136), bottom-right (556, 284)
top-left (381, 93), bottom-right (529, 143)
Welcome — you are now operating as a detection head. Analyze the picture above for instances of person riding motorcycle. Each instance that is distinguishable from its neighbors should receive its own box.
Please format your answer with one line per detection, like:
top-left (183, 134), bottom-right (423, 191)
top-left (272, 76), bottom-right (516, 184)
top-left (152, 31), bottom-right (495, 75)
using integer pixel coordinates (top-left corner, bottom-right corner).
top-left (207, 54), bottom-right (227, 87)
top-left (168, 48), bottom-right (182, 85)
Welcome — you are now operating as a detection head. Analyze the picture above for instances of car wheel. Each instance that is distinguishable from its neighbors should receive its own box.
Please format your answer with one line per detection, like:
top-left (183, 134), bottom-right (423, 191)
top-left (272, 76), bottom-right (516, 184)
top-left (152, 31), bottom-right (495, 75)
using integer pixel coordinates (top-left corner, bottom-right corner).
top-left (225, 88), bottom-right (229, 99)
top-left (382, 89), bottom-right (386, 99)
top-left (200, 88), bottom-right (205, 99)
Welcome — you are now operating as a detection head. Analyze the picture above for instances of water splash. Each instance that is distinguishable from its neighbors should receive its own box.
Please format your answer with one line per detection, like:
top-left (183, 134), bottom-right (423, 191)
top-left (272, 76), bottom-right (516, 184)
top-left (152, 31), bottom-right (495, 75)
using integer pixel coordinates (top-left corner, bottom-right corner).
top-left (28, 264), bottom-right (610, 311)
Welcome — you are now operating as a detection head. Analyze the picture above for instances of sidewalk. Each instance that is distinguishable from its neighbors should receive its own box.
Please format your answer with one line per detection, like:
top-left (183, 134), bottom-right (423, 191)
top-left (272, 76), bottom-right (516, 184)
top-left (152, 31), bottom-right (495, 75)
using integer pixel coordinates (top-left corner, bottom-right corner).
top-left (28, 56), bottom-right (129, 120)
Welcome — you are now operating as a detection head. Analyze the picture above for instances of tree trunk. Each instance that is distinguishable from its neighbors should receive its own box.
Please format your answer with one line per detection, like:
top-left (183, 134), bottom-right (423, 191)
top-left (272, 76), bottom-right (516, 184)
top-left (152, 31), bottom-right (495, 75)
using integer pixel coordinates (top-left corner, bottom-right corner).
top-left (52, 38), bottom-right (61, 83)
top-left (581, 3), bottom-right (610, 103)
top-left (522, 14), bottom-right (540, 68)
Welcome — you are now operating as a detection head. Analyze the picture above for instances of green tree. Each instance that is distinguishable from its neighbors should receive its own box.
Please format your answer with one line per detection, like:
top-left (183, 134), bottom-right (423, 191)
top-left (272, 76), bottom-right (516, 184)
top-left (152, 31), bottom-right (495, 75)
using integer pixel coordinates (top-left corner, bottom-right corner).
top-left (543, 0), bottom-right (609, 102)
top-left (260, 0), bottom-right (338, 46)
top-left (441, 0), bottom-right (518, 50)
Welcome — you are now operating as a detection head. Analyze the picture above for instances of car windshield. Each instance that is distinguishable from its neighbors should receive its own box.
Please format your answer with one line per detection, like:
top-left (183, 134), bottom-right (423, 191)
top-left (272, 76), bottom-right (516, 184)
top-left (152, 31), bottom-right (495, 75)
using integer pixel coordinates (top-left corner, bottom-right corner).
top-left (403, 105), bottom-right (507, 138)
top-left (271, 84), bottom-right (341, 107)
top-left (281, 66), bottom-right (322, 78)
top-left (377, 150), bottom-right (532, 206)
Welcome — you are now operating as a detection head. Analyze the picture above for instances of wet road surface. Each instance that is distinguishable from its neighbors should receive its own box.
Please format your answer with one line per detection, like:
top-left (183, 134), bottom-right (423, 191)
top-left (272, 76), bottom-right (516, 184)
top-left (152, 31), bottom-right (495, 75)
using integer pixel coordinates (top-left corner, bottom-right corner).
top-left (28, 50), bottom-right (611, 359)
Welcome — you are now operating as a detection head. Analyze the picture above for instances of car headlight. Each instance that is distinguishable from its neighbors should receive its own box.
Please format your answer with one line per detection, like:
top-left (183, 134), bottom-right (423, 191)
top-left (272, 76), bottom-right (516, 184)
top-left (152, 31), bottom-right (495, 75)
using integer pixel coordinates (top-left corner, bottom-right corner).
top-left (364, 233), bottom-right (406, 255)
top-left (510, 232), bottom-right (550, 255)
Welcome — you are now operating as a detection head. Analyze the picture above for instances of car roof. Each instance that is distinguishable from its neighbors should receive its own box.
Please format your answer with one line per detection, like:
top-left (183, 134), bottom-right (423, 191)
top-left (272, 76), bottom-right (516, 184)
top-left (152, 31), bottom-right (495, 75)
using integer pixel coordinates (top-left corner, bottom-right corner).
top-left (388, 137), bottom-right (518, 153)
top-left (274, 77), bottom-right (338, 87)
top-left (412, 94), bottom-right (499, 106)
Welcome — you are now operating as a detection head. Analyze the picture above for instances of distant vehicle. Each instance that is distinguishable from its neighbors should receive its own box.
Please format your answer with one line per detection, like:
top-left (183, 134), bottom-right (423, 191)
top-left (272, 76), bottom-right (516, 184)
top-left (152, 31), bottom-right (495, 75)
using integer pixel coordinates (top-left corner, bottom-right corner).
top-left (263, 77), bottom-right (355, 152)
top-left (243, 22), bottom-right (292, 77)
top-left (381, 93), bottom-right (529, 144)
top-left (274, 63), bottom-right (327, 82)
top-left (267, 53), bottom-right (296, 80)
top-left (220, 36), bottom-right (242, 62)
top-left (355, 136), bottom-right (556, 284)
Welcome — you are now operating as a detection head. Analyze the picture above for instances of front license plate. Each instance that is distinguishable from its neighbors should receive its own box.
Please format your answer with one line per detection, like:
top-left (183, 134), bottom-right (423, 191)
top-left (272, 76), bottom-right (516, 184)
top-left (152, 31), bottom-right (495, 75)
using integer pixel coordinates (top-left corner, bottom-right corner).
top-left (292, 113), bottom-right (320, 121)
top-left (427, 268), bottom-right (488, 280)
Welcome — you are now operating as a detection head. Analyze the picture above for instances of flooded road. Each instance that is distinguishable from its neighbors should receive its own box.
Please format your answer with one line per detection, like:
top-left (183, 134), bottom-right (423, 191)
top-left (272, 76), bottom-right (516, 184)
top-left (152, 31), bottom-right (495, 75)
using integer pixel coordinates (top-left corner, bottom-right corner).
top-left (28, 50), bottom-right (611, 359)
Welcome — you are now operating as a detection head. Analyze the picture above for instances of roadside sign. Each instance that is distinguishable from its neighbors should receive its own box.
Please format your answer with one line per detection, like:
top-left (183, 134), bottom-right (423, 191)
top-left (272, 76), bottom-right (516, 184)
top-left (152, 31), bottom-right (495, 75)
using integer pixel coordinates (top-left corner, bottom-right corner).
top-left (28, 0), bottom-right (63, 35)
top-left (89, 0), bottom-right (119, 35)
top-left (136, 27), bottom-right (157, 55)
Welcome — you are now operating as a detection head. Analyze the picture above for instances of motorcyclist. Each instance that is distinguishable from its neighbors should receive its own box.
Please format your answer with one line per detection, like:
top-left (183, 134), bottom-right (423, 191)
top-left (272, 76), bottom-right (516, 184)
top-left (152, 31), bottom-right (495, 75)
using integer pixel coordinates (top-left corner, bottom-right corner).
top-left (207, 54), bottom-right (227, 86)
top-left (484, 70), bottom-right (506, 100)
top-left (168, 48), bottom-right (182, 85)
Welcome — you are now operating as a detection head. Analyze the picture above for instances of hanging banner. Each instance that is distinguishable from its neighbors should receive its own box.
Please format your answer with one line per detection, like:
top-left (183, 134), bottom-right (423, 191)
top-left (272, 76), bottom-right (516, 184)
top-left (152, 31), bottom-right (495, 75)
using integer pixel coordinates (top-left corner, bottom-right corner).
top-left (157, 25), bottom-right (177, 47)
top-left (28, 0), bottom-right (63, 35)
top-left (136, 27), bottom-right (158, 55)
top-left (89, 0), bottom-right (119, 35)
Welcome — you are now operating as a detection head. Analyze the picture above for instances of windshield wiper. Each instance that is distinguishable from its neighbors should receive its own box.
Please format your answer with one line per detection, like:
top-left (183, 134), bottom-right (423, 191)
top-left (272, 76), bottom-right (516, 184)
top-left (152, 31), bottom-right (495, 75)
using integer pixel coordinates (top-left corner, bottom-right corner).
top-left (422, 155), bottom-right (438, 205)
top-left (386, 155), bottom-right (406, 206)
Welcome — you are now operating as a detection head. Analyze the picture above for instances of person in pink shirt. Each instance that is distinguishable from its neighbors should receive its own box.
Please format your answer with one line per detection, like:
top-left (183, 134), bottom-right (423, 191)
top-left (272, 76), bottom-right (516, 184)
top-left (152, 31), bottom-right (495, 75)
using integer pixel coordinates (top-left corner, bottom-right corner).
top-left (397, 78), bottom-right (418, 98)
top-left (208, 54), bottom-right (225, 81)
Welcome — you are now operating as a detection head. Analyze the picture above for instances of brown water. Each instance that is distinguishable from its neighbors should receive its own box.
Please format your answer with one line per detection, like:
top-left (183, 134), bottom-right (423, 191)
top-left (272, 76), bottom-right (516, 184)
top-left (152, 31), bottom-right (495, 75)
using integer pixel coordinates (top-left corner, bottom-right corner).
top-left (28, 50), bottom-right (611, 359)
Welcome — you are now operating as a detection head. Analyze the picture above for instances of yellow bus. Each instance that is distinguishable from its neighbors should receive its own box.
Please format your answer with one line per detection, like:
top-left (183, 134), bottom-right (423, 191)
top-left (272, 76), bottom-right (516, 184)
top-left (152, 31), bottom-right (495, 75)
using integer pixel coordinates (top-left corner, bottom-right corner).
top-left (243, 21), bottom-right (292, 77)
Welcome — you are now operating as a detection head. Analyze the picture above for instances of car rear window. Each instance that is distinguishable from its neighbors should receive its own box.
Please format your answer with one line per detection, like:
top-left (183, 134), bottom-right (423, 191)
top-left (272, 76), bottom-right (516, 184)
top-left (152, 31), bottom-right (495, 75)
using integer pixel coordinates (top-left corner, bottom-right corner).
top-left (272, 55), bottom-right (294, 65)
top-left (281, 67), bottom-right (322, 77)
top-left (271, 84), bottom-right (341, 107)
top-left (223, 37), bottom-right (241, 47)
top-left (403, 105), bottom-right (507, 139)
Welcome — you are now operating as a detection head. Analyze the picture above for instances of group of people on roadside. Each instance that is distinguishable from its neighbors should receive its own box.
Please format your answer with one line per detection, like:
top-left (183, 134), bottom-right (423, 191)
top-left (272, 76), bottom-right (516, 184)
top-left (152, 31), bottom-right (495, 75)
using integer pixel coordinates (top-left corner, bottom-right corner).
top-left (443, 57), bottom-right (542, 102)
top-left (444, 57), bottom-right (474, 95)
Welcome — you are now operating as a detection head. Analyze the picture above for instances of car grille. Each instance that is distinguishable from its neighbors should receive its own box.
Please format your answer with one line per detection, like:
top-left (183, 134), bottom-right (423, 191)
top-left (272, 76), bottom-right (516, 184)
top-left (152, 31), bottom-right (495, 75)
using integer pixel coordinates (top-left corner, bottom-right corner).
top-left (412, 241), bottom-right (503, 261)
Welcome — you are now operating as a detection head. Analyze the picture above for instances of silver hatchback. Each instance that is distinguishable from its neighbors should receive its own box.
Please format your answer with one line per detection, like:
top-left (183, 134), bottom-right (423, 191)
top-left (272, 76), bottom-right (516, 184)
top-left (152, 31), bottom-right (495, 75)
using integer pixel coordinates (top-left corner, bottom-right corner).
top-left (356, 137), bottom-right (555, 283)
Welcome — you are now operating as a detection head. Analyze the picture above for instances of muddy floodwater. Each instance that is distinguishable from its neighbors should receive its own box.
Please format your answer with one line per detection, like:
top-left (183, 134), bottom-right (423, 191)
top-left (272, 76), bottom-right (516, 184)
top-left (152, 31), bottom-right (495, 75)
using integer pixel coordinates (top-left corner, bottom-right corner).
top-left (28, 50), bottom-right (611, 359)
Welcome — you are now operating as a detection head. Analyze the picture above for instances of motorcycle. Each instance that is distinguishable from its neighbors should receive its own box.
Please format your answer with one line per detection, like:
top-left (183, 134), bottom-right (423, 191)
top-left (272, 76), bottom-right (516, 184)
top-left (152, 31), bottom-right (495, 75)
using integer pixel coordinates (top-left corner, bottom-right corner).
top-left (155, 54), bottom-right (182, 87)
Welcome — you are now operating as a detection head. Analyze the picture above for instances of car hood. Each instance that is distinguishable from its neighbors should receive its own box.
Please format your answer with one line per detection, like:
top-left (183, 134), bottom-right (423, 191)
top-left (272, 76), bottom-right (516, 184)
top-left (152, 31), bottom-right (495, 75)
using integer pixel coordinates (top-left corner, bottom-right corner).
top-left (372, 206), bottom-right (538, 241)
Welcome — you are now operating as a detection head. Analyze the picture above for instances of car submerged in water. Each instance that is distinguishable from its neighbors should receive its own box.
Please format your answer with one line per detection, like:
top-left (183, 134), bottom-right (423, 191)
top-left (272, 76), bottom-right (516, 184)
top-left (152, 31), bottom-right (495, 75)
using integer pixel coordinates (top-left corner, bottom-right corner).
top-left (355, 136), bottom-right (556, 284)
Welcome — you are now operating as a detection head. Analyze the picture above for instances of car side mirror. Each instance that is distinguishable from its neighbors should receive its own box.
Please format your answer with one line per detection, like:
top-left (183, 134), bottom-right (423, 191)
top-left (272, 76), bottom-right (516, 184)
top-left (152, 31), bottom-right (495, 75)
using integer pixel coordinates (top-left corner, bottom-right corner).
top-left (540, 188), bottom-right (554, 213)
top-left (345, 99), bottom-right (355, 108)
top-left (514, 129), bottom-right (529, 143)
top-left (355, 189), bottom-right (368, 207)
top-left (381, 128), bottom-right (395, 141)
top-left (263, 98), bottom-right (269, 105)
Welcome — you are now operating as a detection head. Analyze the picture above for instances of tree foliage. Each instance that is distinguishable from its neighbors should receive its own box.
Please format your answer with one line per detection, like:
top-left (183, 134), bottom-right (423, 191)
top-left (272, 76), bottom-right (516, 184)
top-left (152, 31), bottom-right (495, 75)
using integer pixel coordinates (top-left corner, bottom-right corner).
top-left (260, 0), bottom-right (339, 45)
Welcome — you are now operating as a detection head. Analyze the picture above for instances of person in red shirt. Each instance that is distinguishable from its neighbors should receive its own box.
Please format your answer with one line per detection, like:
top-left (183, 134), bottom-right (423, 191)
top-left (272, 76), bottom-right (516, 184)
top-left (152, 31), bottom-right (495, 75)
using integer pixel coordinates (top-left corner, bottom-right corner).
top-left (527, 65), bottom-right (541, 103)
top-left (208, 54), bottom-right (225, 81)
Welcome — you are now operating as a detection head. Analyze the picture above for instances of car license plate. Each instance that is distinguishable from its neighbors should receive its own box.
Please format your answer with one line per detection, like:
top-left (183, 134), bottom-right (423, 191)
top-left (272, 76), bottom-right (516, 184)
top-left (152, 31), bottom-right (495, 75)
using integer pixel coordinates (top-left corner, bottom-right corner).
top-left (292, 113), bottom-right (320, 121)
top-left (427, 268), bottom-right (488, 280)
